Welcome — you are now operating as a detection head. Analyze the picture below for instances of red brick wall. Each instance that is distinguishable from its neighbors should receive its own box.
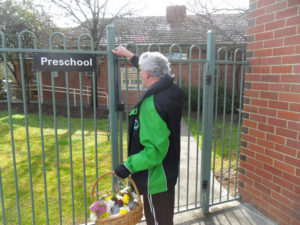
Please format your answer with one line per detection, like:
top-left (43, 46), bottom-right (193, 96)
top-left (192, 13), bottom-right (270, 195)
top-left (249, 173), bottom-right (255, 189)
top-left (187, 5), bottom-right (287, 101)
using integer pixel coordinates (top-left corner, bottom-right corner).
top-left (239, 0), bottom-right (300, 224)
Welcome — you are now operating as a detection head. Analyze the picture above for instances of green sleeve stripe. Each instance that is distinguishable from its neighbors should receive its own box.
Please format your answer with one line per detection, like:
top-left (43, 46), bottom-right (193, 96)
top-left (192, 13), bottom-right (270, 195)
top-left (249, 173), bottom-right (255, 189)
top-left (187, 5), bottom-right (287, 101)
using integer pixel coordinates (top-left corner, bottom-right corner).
top-left (125, 95), bottom-right (170, 173)
top-left (129, 107), bottom-right (138, 116)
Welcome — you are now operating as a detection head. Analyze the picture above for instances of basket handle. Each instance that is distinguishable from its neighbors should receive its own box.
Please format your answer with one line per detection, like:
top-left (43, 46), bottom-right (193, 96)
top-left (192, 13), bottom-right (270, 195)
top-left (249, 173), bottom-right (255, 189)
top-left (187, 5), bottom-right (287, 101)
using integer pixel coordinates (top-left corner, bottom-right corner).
top-left (91, 171), bottom-right (142, 205)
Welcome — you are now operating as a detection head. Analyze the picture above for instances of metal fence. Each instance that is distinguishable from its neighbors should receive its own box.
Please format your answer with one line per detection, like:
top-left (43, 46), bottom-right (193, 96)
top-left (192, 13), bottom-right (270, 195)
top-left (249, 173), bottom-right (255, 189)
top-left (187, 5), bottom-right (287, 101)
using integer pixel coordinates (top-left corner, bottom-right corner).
top-left (0, 27), bottom-right (112, 225)
top-left (0, 25), bottom-right (248, 225)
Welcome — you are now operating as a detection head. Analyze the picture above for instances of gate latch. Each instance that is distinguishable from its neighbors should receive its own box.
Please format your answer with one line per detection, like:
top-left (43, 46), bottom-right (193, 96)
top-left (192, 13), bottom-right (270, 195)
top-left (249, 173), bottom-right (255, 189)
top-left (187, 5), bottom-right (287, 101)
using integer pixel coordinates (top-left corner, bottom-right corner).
top-left (206, 75), bottom-right (212, 85)
top-left (202, 180), bottom-right (208, 190)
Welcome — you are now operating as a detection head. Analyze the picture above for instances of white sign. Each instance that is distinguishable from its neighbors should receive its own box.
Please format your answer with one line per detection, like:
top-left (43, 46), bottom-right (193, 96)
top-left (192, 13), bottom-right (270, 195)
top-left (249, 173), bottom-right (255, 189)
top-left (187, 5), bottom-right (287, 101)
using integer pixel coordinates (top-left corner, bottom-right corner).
top-left (33, 53), bottom-right (96, 72)
top-left (120, 67), bottom-right (146, 90)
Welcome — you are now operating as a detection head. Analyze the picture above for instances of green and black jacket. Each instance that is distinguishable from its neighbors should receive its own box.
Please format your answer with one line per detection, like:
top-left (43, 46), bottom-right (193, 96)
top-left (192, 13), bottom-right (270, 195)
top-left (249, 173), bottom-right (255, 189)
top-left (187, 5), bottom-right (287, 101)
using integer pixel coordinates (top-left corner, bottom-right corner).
top-left (124, 56), bottom-right (183, 195)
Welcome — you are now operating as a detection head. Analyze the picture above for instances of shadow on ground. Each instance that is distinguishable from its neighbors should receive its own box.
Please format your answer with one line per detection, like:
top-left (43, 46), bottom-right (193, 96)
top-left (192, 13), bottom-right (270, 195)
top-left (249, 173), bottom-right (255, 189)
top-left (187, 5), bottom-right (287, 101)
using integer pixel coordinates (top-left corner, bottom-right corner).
top-left (174, 201), bottom-right (276, 225)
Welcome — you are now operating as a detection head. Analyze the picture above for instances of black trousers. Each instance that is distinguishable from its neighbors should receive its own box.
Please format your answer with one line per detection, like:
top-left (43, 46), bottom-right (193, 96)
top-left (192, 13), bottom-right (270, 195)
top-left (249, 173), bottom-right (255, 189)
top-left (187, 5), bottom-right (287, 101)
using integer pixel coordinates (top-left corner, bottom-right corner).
top-left (143, 186), bottom-right (175, 225)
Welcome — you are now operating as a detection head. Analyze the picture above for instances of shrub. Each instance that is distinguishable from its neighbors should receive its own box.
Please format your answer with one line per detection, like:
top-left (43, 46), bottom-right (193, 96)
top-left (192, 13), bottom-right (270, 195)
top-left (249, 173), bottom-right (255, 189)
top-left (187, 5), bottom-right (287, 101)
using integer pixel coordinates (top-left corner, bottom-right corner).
top-left (216, 85), bottom-right (240, 114)
top-left (181, 85), bottom-right (240, 114)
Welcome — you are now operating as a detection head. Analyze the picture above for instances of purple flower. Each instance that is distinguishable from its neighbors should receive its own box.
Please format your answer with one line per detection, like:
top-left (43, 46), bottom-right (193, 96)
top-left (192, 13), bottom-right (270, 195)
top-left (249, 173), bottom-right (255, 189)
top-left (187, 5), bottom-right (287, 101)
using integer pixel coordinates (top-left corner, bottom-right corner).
top-left (90, 200), bottom-right (107, 218)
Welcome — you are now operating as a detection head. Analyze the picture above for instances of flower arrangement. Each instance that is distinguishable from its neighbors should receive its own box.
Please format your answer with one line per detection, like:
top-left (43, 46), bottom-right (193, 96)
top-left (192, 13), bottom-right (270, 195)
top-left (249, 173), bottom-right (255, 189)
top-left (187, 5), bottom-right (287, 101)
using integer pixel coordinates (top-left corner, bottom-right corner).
top-left (89, 185), bottom-right (139, 222)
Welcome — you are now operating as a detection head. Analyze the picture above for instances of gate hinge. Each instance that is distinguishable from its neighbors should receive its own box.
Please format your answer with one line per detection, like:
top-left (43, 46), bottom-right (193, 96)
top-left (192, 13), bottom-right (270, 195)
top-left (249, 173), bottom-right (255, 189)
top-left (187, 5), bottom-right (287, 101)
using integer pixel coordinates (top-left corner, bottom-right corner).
top-left (206, 75), bottom-right (212, 85)
top-left (202, 180), bottom-right (208, 190)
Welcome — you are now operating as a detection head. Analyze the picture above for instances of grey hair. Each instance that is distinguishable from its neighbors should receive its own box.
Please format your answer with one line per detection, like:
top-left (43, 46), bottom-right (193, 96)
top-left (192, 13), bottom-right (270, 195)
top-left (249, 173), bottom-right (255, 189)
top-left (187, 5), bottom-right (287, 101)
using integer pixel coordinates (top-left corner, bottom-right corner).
top-left (139, 52), bottom-right (174, 78)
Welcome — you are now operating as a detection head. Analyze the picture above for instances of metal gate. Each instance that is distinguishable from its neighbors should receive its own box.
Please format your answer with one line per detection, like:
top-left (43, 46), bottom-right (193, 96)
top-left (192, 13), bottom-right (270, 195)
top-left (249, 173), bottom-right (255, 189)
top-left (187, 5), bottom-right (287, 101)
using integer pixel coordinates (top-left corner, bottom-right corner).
top-left (110, 28), bottom-right (248, 215)
top-left (0, 25), bottom-right (248, 225)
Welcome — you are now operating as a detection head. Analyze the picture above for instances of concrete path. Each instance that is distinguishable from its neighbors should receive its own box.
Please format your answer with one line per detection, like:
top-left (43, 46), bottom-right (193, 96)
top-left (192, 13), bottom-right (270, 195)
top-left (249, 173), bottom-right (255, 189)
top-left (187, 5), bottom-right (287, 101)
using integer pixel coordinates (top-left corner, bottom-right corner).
top-left (175, 118), bottom-right (228, 210)
top-left (138, 200), bottom-right (276, 225)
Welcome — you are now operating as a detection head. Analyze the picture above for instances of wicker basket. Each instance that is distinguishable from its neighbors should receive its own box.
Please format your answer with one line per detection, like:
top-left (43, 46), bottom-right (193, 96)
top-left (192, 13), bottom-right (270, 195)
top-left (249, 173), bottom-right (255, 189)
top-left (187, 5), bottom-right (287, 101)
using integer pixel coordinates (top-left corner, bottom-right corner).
top-left (91, 171), bottom-right (143, 225)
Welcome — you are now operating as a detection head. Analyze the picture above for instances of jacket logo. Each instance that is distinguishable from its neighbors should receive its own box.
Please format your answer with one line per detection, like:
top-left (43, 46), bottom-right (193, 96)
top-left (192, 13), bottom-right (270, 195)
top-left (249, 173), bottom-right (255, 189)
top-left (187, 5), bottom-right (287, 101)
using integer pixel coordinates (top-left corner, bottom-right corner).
top-left (134, 119), bottom-right (139, 130)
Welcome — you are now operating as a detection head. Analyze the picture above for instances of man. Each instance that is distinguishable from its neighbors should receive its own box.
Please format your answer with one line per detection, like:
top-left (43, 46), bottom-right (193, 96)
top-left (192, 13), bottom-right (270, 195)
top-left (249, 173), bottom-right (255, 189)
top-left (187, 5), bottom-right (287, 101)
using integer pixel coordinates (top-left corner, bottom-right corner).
top-left (112, 46), bottom-right (183, 225)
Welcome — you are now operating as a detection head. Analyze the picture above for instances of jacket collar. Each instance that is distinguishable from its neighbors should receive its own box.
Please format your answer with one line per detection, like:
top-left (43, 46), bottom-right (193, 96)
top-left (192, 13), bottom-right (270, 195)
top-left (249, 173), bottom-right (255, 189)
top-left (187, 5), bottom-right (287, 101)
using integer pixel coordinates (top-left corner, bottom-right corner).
top-left (137, 76), bottom-right (174, 106)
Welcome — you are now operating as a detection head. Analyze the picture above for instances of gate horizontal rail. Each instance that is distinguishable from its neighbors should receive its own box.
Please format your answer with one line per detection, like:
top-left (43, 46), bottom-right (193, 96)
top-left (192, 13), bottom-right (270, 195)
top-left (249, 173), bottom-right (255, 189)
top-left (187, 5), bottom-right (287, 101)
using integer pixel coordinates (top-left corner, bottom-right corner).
top-left (0, 48), bottom-right (107, 55)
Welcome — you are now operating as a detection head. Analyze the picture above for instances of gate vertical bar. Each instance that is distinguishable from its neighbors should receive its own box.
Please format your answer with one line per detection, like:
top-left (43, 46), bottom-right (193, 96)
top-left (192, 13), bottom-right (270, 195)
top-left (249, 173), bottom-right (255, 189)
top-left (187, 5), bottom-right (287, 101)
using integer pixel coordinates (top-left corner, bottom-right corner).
top-left (195, 47), bottom-right (202, 208)
top-left (65, 72), bottom-right (75, 224)
top-left (219, 51), bottom-right (229, 202)
top-left (125, 59), bottom-right (129, 146)
top-left (1, 33), bottom-right (21, 224)
top-left (211, 64), bottom-right (220, 204)
top-left (79, 71), bottom-right (88, 224)
top-left (187, 47), bottom-right (192, 210)
top-left (201, 31), bottom-right (215, 213)
top-left (234, 52), bottom-right (245, 198)
top-left (227, 51), bottom-right (237, 199)
top-left (92, 70), bottom-right (99, 199)
top-left (169, 44), bottom-right (182, 212)
top-left (117, 59), bottom-right (123, 164)
top-left (35, 70), bottom-right (49, 225)
top-left (49, 33), bottom-right (64, 225)
top-left (106, 25), bottom-right (119, 187)
top-left (18, 31), bottom-right (36, 225)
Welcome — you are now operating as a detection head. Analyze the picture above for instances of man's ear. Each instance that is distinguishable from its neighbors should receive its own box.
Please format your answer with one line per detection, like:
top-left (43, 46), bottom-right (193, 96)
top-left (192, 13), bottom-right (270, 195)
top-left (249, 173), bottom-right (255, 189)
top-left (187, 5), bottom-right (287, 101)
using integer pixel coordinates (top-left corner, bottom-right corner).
top-left (146, 70), bottom-right (151, 78)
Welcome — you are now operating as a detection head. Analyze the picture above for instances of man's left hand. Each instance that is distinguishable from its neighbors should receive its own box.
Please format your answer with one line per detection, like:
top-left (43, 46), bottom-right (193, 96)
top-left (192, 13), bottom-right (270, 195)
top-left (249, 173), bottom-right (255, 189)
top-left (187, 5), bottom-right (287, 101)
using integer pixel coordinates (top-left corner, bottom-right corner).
top-left (114, 164), bottom-right (131, 179)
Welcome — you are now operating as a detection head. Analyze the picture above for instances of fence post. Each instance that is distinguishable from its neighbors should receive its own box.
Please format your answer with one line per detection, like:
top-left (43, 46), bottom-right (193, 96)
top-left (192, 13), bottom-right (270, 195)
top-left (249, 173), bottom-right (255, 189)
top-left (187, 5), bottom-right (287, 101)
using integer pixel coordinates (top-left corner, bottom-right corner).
top-left (201, 30), bottom-right (216, 213)
top-left (106, 25), bottom-right (119, 187)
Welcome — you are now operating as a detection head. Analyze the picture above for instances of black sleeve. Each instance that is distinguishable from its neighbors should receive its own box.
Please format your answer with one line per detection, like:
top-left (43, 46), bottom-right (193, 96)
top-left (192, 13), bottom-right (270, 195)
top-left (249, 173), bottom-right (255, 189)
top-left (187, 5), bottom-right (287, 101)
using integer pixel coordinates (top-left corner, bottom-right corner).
top-left (131, 55), bottom-right (139, 69)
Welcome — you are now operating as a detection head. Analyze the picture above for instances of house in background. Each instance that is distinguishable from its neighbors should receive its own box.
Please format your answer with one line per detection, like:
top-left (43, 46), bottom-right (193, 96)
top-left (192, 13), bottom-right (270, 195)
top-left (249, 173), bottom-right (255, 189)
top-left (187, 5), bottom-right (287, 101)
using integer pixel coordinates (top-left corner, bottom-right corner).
top-left (36, 5), bottom-right (248, 107)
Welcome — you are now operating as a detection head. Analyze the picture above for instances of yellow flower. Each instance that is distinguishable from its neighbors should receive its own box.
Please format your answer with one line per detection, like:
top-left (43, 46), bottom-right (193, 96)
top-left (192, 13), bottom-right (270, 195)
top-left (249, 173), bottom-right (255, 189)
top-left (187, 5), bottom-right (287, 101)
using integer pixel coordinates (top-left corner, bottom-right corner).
top-left (120, 209), bottom-right (128, 215)
top-left (123, 194), bottom-right (130, 204)
top-left (101, 212), bottom-right (110, 218)
top-left (105, 195), bottom-right (113, 202)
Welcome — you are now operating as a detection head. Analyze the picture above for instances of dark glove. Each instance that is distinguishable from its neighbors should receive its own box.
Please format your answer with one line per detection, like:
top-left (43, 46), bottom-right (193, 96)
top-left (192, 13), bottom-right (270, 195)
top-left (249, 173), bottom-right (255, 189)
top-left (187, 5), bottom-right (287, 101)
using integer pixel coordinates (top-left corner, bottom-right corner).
top-left (114, 164), bottom-right (131, 179)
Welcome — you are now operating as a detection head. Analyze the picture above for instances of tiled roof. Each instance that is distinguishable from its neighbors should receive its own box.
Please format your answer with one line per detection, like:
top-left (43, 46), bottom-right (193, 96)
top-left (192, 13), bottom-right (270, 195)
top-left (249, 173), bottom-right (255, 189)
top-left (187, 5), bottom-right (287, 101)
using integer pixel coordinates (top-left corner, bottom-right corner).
top-left (67, 13), bottom-right (248, 48)
top-left (111, 14), bottom-right (248, 45)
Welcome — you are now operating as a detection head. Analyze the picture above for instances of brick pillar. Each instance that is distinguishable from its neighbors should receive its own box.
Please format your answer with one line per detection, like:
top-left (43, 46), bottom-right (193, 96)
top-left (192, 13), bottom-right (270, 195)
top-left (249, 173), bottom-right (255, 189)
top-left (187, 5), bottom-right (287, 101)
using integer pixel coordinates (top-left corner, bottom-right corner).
top-left (239, 0), bottom-right (300, 224)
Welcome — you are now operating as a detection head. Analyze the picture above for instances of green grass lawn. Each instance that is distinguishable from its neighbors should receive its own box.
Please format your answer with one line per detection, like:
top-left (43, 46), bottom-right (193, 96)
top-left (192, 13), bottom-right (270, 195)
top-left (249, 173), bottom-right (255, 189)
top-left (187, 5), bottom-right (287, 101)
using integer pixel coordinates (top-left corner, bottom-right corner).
top-left (185, 115), bottom-right (241, 172)
top-left (0, 111), bottom-right (127, 225)
top-left (0, 109), bottom-right (240, 224)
